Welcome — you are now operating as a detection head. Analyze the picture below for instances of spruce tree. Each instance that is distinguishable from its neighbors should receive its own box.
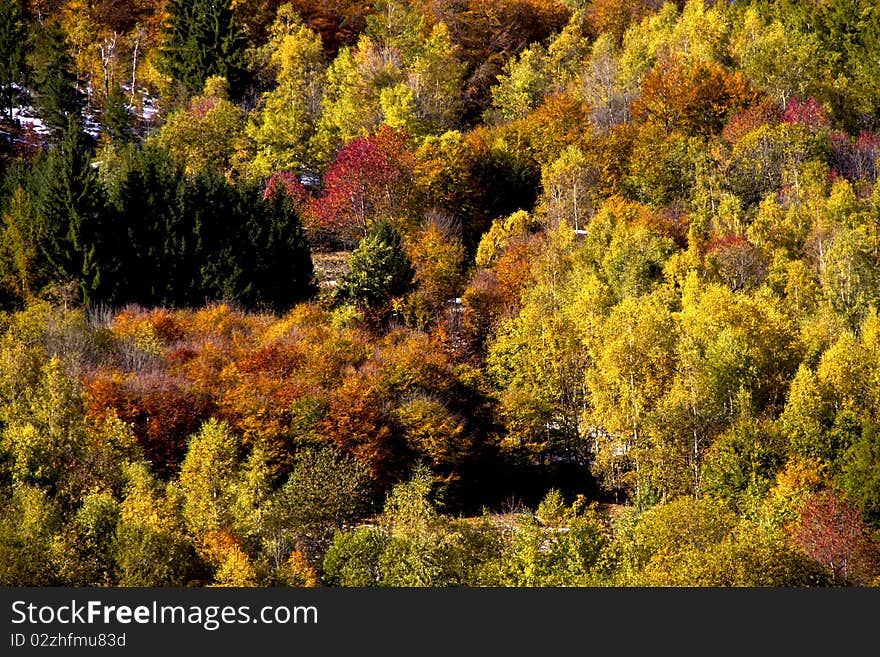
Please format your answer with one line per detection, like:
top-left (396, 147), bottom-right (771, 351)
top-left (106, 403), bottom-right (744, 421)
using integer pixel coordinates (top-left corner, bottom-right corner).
top-left (103, 143), bottom-right (190, 306)
top-left (0, 0), bottom-right (29, 123)
top-left (32, 119), bottom-right (111, 303)
top-left (158, 0), bottom-right (247, 101)
top-left (28, 23), bottom-right (82, 135)
top-left (243, 185), bottom-right (316, 313)
top-left (102, 82), bottom-right (134, 144)
top-left (337, 221), bottom-right (414, 312)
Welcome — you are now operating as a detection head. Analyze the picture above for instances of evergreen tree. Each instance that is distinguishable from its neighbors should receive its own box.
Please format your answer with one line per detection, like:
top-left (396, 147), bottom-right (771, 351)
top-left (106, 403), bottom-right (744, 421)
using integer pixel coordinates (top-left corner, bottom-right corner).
top-left (102, 82), bottom-right (134, 144)
top-left (187, 163), bottom-right (247, 305)
top-left (242, 185), bottom-right (316, 313)
top-left (103, 143), bottom-right (191, 306)
top-left (32, 119), bottom-right (110, 302)
top-left (158, 0), bottom-right (248, 101)
top-left (337, 221), bottom-right (414, 314)
top-left (27, 23), bottom-right (82, 134)
top-left (0, 0), bottom-right (29, 123)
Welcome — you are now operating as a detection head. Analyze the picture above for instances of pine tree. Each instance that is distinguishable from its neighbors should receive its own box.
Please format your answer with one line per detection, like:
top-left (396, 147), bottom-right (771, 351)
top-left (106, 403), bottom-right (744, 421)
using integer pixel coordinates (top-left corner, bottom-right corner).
top-left (103, 143), bottom-right (191, 306)
top-left (102, 81), bottom-right (134, 144)
top-left (243, 185), bottom-right (316, 313)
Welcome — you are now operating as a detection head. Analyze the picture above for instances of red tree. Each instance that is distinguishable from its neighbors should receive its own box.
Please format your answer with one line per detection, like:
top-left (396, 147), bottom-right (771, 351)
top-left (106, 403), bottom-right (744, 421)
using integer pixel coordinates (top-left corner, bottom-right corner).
top-left (792, 491), bottom-right (878, 585)
top-left (721, 98), bottom-right (782, 145)
top-left (782, 97), bottom-right (831, 130)
top-left (308, 126), bottom-right (415, 247)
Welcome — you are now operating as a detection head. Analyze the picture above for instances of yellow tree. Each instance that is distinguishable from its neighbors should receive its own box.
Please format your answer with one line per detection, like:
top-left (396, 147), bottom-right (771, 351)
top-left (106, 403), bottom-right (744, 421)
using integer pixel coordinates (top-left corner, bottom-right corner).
top-left (586, 290), bottom-right (678, 501)
top-left (246, 11), bottom-right (327, 177)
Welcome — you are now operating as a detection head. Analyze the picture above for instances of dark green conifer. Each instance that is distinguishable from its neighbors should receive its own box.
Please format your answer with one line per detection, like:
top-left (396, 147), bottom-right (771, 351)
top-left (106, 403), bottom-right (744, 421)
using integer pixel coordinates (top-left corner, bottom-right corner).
top-left (158, 0), bottom-right (247, 101)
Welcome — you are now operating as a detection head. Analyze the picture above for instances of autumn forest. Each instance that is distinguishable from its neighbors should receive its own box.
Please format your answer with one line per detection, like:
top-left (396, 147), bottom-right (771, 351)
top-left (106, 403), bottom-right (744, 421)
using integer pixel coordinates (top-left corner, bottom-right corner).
top-left (1, 0), bottom-right (879, 587)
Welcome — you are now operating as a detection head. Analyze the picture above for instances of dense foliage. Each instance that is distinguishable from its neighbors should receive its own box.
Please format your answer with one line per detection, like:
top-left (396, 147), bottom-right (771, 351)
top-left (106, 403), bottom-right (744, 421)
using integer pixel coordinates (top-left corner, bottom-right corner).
top-left (1, 0), bottom-right (880, 586)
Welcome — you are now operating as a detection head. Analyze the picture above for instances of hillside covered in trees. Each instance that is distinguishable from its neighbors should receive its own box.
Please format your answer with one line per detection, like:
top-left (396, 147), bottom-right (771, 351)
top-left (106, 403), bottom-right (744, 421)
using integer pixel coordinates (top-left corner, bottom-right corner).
top-left (1, 0), bottom-right (880, 586)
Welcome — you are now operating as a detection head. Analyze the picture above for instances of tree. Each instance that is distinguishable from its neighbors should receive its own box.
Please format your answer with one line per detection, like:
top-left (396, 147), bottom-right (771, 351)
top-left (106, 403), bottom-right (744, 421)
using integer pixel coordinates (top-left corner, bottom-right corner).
top-left (540, 145), bottom-right (597, 232)
top-left (244, 184), bottom-right (316, 313)
top-left (839, 423), bottom-right (880, 528)
top-left (487, 224), bottom-right (596, 469)
top-left (178, 418), bottom-right (241, 541)
top-left (577, 32), bottom-right (634, 133)
top-left (158, 0), bottom-right (247, 100)
top-left (488, 44), bottom-right (550, 123)
top-left (404, 219), bottom-right (466, 326)
top-left (0, 484), bottom-right (63, 585)
top-left (246, 14), bottom-right (327, 177)
top-left (114, 461), bottom-right (206, 586)
top-left (791, 490), bottom-right (878, 585)
top-left (55, 491), bottom-right (119, 585)
top-left (154, 76), bottom-right (245, 178)
top-left (336, 220), bottom-right (414, 316)
top-left (701, 419), bottom-right (787, 514)
top-left (619, 496), bottom-right (738, 582)
top-left (101, 143), bottom-right (192, 306)
top-left (631, 55), bottom-right (757, 138)
top-left (28, 22), bottom-right (82, 134)
top-left (308, 126), bottom-right (414, 246)
top-left (268, 446), bottom-right (374, 564)
top-left (733, 9), bottom-right (822, 108)
top-left (1, 357), bottom-right (88, 505)
top-left (32, 120), bottom-right (112, 304)
top-left (587, 291), bottom-right (678, 499)
top-left (0, 185), bottom-right (46, 302)
top-left (321, 525), bottom-right (388, 586)
top-left (0, 0), bottom-right (29, 122)
top-left (102, 81), bottom-right (135, 144)
top-left (406, 22), bottom-right (465, 133)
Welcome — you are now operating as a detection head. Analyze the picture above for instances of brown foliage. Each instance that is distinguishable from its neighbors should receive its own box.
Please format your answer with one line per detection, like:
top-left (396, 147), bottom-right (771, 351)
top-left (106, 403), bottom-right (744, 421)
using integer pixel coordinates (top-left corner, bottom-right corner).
top-left (84, 370), bottom-right (216, 477)
top-left (632, 56), bottom-right (759, 138)
top-left (721, 98), bottom-right (783, 145)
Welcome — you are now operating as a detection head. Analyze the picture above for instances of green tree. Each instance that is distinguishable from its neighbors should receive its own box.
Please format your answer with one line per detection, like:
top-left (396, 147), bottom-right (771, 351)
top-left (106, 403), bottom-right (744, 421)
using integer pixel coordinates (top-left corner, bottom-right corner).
top-left (102, 81), bottom-right (134, 144)
top-left (242, 184), bottom-right (316, 313)
top-left (618, 497), bottom-right (738, 583)
top-left (321, 526), bottom-right (388, 586)
top-left (0, 0), bottom-right (29, 122)
top-left (839, 422), bottom-right (880, 528)
top-left (28, 22), bottom-right (82, 134)
top-left (336, 221), bottom-right (414, 315)
top-left (114, 461), bottom-right (205, 586)
top-left (178, 418), bottom-right (241, 540)
top-left (32, 120), bottom-right (113, 304)
top-left (540, 145), bottom-right (597, 232)
top-left (265, 446), bottom-right (374, 564)
top-left (733, 9), bottom-right (822, 108)
top-left (246, 14), bottom-right (326, 177)
top-left (587, 291), bottom-right (678, 499)
top-left (0, 484), bottom-right (62, 585)
top-left (101, 143), bottom-right (192, 306)
top-left (158, 0), bottom-right (247, 100)
top-left (0, 185), bottom-right (45, 303)
top-left (488, 44), bottom-right (550, 122)
top-left (54, 491), bottom-right (120, 585)
top-left (701, 419), bottom-right (787, 514)
top-left (406, 22), bottom-right (464, 134)
top-left (1, 357), bottom-right (88, 506)
top-left (154, 77), bottom-right (245, 177)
